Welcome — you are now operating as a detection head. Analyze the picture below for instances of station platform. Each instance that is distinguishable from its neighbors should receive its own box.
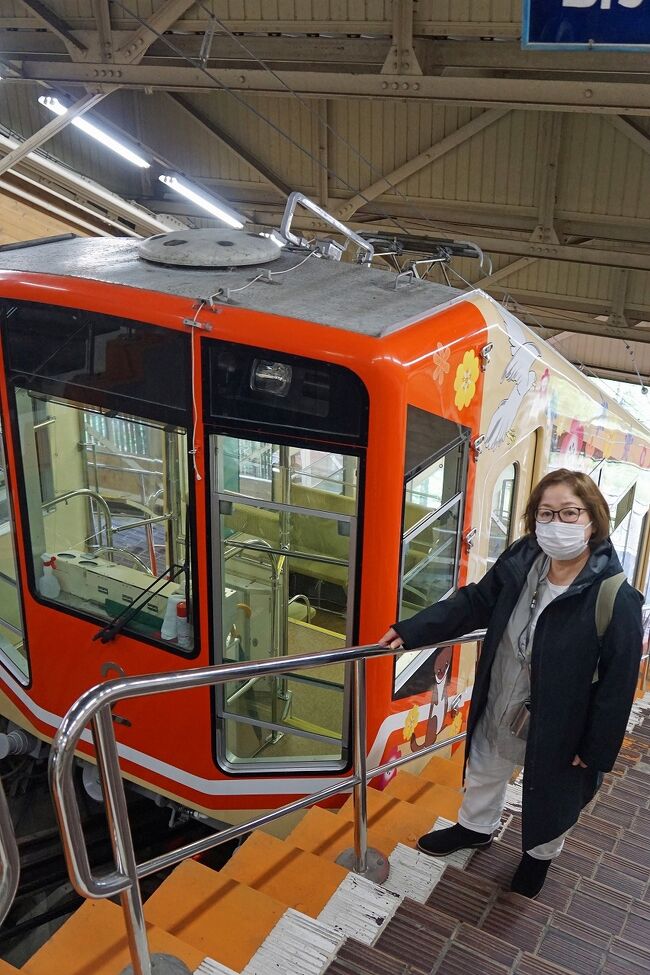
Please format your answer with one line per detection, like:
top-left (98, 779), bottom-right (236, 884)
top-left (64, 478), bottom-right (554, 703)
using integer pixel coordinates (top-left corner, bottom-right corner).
top-left (13, 692), bottom-right (650, 975)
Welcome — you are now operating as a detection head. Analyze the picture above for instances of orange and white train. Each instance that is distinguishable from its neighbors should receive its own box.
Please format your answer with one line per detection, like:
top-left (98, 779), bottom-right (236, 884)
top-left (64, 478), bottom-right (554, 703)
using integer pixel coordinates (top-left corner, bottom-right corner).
top-left (0, 201), bottom-right (647, 821)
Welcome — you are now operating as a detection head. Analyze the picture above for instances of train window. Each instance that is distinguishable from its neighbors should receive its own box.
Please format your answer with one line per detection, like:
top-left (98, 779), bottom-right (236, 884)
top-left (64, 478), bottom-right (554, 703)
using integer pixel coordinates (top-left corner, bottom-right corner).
top-left (487, 464), bottom-right (518, 567)
top-left (403, 446), bottom-right (463, 533)
top-left (0, 426), bottom-right (26, 681)
top-left (15, 389), bottom-right (193, 651)
top-left (212, 435), bottom-right (358, 771)
top-left (395, 409), bottom-right (469, 696)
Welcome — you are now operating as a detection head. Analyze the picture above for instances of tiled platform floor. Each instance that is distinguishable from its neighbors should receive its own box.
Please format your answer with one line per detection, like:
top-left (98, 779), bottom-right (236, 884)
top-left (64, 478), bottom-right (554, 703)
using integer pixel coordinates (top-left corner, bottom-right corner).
top-left (322, 709), bottom-right (650, 975)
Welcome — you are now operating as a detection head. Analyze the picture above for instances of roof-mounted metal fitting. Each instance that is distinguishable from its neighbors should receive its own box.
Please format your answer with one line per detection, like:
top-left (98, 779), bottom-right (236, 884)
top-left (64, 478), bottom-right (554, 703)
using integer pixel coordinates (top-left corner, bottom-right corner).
top-left (278, 192), bottom-right (375, 265)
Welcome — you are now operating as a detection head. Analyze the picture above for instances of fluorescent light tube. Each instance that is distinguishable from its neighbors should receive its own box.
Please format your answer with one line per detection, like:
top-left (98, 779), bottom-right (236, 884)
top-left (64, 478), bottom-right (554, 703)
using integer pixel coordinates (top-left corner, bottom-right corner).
top-left (159, 174), bottom-right (244, 229)
top-left (38, 96), bottom-right (150, 169)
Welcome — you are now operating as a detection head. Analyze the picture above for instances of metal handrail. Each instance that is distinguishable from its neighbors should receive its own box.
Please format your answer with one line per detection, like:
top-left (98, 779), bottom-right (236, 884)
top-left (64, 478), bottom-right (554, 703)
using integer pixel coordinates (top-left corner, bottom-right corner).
top-left (49, 629), bottom-right (484, 975)
top-left (0, 776), bottom-right (20, 928)
top-left (43, 488), bottom-right (114, 552)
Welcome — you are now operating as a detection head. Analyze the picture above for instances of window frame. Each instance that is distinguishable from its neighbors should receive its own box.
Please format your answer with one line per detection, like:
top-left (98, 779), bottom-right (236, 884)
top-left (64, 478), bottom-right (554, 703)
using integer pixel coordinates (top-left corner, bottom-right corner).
top-left (208, 429), bottom-right (364, 775)
top-left (394, 429), bottom-right (469, 698)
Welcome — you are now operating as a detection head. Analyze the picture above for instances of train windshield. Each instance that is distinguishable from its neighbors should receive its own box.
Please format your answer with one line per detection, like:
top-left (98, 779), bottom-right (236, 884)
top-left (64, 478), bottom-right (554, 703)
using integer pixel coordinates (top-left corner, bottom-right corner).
top-left (15, 390), bottom-right (192, 649)
top-left (212, 435), bottom-right (359, 771)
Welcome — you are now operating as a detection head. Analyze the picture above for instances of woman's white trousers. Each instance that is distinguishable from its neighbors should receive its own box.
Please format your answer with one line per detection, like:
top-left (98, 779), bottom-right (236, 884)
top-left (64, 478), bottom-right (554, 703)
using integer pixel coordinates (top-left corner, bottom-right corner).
top-left (456, 723), bottom-right (568, 860)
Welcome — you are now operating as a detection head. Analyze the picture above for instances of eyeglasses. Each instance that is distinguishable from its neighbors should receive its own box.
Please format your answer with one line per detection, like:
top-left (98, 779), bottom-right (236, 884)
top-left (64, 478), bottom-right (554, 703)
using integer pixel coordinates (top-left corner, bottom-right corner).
top-left (535, 506), bottom-right (588, 524)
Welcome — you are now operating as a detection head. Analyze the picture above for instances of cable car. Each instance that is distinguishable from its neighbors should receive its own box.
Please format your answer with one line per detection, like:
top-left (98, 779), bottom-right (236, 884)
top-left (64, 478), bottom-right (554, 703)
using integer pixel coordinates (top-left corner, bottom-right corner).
top-left (0, 195), bottom-right (647, 823)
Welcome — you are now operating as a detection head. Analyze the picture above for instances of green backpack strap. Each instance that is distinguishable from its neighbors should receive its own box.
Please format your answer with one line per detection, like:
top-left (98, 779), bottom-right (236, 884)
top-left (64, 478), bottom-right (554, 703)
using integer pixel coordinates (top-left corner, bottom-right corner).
top-left (592, 571), bottom-right (626, 683)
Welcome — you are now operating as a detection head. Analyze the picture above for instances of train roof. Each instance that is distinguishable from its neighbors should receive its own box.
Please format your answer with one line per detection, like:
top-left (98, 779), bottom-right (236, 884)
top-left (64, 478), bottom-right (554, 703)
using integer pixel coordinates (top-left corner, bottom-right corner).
top-left (0, 235), bottom-right (463, 337)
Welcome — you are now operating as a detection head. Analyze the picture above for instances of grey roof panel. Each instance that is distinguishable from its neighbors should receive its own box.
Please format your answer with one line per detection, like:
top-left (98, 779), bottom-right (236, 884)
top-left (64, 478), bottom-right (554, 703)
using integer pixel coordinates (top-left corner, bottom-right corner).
top-left (0, 237), bottom-right (462, 338)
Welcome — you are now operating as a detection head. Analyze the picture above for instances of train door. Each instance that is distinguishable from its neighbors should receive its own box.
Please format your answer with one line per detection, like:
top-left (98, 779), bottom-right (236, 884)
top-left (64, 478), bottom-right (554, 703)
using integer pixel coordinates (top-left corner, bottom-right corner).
top-left (211, 434), bottom-right (359, 771)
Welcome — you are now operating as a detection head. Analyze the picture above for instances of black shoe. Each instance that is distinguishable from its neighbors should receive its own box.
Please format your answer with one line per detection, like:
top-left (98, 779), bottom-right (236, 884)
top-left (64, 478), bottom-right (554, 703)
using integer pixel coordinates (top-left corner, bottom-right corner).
top-left (416, 823), bottom-right (493, 857)
top-left (510, 853), bottom-right (552, 898)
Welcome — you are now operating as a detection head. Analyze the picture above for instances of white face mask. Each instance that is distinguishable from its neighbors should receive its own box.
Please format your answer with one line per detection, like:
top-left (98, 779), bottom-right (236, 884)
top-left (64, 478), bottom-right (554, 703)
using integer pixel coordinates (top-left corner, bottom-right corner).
top-left (535, 520), bottom-right (591, 561)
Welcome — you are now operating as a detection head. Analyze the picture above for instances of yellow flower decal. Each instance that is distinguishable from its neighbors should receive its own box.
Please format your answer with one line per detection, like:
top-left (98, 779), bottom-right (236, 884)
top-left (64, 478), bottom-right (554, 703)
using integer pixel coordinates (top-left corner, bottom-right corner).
top-left (449, 711), bottom-right (463, 737)
top-left (432, 343), bottom-right (451, 385)
top-left (403, 705), bottom-right (420, 742)
top-left (453, 349), bottom-right (480, 410)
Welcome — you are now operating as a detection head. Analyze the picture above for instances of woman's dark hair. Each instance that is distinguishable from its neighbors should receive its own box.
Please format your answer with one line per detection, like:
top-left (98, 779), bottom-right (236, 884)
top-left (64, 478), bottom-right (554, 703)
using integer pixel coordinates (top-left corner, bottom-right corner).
top-left (523, 468), bottom-right (610, 543)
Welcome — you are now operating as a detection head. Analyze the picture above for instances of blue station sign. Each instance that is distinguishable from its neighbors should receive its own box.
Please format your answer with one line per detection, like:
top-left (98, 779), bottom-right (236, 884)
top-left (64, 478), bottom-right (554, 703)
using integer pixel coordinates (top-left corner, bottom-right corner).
top-left (522, 1), bottom-right (650, 51)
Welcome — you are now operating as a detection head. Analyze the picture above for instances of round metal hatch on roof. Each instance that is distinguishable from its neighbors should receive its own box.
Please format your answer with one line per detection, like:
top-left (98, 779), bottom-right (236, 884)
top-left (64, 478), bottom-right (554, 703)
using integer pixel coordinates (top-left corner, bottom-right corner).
top-left (138, 228), bottom-right (283, 268)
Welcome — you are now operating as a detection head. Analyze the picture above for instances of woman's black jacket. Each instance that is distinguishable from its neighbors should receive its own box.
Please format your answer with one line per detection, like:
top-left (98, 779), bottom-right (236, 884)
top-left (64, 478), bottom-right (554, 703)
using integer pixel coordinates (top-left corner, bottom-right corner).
top-left (393, 536), bottom-right (643, 849)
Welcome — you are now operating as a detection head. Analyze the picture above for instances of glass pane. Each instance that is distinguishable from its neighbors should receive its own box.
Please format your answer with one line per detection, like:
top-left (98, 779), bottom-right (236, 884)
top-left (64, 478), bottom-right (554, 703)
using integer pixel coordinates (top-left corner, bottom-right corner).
top-left (487, 464), bottom-right (517, 567)
top-left (221, 501), bottom-right (351, 566)
top-left (403, 444), bottom-right (463, 532)
top-left (16, 388), bottom-right (192, 650)
top-left (400, 502), bottom-right (459, 620)
top-left (218, 436), bottom-right (358, 507)
top-left (216, 435), bottom-right (357, 768)
top-left (0, 431), bottom-right (26, 678)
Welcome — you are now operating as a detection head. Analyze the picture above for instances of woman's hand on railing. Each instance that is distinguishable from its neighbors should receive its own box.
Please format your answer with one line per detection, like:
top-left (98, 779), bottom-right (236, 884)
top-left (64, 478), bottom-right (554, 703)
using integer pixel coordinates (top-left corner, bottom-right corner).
top-left (378, 627), bottom-right (404, 650)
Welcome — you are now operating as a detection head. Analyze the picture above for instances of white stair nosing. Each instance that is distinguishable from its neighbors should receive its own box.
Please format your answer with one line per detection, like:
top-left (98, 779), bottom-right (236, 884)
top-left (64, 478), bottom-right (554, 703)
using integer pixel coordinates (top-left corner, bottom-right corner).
top-left (383, 842), bottom-right (446, 903)
top-left (194, 960), bottom-right (239, 975)
top-left (317, 872), bottom-right (401, 945)
top-left (242, 908), bottom-right (343, 975)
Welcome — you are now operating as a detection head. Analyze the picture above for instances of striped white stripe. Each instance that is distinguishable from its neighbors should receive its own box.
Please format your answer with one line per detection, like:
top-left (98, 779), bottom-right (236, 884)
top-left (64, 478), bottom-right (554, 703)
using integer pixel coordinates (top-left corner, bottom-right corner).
top-left (317, 873), bottom-right (400, 945)
top-left (194, 959), bottom-right (238, 975)
top-left (242, 909), bottom-right (343, 975)
top-left (383, 843), bottom-right (446, 902)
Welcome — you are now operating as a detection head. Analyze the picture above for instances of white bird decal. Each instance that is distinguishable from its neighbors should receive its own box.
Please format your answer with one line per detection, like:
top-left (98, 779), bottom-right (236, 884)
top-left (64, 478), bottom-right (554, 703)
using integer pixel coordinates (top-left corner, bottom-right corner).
top-left (484, 310), bottom-right (541, 450)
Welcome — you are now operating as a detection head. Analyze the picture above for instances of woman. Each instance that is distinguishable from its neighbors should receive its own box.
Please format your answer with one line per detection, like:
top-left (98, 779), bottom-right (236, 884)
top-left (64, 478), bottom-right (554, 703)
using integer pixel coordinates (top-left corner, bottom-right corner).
top-left (380, 469), bottom-right (643, 898)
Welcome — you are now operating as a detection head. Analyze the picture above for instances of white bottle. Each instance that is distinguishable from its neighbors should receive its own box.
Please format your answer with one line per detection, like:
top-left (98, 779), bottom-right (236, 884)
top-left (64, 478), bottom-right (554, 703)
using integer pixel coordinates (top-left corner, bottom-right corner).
top-left (176, 600), bottom-right (193, 651)
top-left (160, 593), bottom-right (183, 641)
top-left (37, 553), bottom-right (60, 599)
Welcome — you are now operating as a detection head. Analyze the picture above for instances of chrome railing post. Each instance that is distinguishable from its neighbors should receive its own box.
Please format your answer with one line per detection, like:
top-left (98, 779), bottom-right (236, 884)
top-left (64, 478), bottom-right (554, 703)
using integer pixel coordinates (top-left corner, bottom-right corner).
top-left (352, 659), bottom-right (368, 873)
top-left (0, 776), bottom-right (19, 928)
top-left (92, 706), bottom-right (155, 975)
top-left (336, 657), bottom-right (389, 883)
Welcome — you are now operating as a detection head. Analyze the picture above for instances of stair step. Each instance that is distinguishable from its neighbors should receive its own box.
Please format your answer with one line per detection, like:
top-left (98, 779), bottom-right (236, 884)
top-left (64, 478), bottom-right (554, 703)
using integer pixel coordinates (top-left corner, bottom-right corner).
top-left (218, 830), bottom-right (348, 916)
top-left (383, 772), bottom-right (463, 820)
top-left (286, 806), bottom-right (396, 862)
top-left (22, 900), bottom-right (204, 975)
top-left (418, 755), bottom-right (464, 790)
top-left (242, 908), bottom-right (342, 975)
top-left (537, 912), bottom-right (610, 975)
top-left (143, 859), bottom-right (286, 973)
top-left (0, 963), bottom-right (20, 974)
top-left (337, 791), bottom-right (436, 847)
top-left (317, 873), bottom-right (400, 945)
top-left (374, 898), bottom-right (456, 971)
top-left (383, 843), bottom-right (446, 902)
top-left (479, 892), bottom-right (551, 953)
top-left (426, 865), bottom-right (496, 926)
top-left (324, 937), bottom-right (418, 974)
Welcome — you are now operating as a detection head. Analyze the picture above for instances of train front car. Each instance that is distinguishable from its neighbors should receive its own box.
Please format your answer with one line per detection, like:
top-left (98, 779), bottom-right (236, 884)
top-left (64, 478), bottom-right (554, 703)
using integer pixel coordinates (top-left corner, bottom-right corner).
top-left (0, 215), bottom-right (646, 824)
top-left (0, 222), bottom-right (488, 820)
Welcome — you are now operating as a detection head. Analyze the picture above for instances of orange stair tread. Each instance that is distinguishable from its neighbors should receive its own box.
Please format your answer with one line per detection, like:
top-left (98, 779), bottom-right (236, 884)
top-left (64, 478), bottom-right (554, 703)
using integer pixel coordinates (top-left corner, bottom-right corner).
top-left (24, 899), bottom-right (204, 975)
top-left (144, 858), bottom-right (285, 972)
top-left (384, 772), bottom-right (463, 817)
top-left (419, 754), bottom-right (464, 788)
top-left (0, 962), bottom-right (19, 973)
top-left (288, 805), bottom-right (411, 859)
top-left (219, 829), bottom-right (347, 916)
top-left (338, 789), bottom-right (436, 843)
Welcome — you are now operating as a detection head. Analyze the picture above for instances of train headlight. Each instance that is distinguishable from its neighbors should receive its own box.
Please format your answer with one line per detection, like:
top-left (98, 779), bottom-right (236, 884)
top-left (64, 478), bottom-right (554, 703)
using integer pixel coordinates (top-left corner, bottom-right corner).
top-left (250, 359), bottom-right (292, 397)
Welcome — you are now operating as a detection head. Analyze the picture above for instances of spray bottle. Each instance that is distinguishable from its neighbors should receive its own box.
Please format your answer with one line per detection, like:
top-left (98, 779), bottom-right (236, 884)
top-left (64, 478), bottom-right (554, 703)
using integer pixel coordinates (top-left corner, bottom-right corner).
top-left (37, 553), bottom-right (61, 599)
